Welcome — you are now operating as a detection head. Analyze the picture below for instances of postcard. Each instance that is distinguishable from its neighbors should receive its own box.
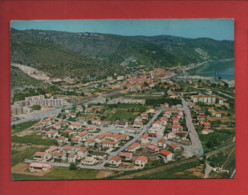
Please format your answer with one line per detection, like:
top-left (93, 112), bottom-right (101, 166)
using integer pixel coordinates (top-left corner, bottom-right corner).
top-left (10, 19), bottom-right (235, 180)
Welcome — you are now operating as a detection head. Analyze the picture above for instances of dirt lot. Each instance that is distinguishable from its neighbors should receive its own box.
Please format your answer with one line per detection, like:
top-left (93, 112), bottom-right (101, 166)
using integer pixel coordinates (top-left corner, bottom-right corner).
top-left (186, 165), bottom-right (204, 178)
top-left (96, 170), bottom-right (114, 179)
top-left (11, 163), bottom-right (53, 176)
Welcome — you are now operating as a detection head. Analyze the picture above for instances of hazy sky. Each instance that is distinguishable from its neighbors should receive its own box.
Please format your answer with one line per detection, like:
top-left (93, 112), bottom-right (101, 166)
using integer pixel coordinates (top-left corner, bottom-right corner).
top-left (10, 19), bottom-right (234, 41)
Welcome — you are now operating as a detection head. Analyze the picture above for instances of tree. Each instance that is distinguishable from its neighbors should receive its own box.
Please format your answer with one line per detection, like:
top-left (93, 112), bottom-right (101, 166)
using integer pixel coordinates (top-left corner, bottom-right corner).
top-left (87, 120), bottom-right (92, 125)
top-left (69, 163), bottom-right (77, 170)
top-left (32, 105), bottom-right (41, 110)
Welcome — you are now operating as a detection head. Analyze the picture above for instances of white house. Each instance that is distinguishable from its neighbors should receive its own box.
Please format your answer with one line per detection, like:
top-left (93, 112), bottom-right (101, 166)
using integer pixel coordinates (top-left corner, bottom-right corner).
top-left (29, 162), bottom-right (51, 172)
top-left (33, 152), bottom-right (52, 162)
top-left (135, 156), bottom-right (148, 167)
top-left (108, 156), bottom-right (122, 167)
top-left (160, 150), bottom-right (174, 161)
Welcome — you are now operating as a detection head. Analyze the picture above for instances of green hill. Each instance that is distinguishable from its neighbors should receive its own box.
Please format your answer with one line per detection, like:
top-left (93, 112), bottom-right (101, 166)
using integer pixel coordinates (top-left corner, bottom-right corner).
top-left (10, 28), bottom-right (234, 80)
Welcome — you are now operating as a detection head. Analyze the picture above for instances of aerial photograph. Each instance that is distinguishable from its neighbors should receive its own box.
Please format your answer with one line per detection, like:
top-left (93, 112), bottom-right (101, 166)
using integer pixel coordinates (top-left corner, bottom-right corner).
top-left (10, 19), bottom-right (235, 180)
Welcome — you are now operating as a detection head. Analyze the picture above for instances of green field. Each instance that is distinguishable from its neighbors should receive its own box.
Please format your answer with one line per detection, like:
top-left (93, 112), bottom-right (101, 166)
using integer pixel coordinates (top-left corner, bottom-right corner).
top-left (11, 120), bottom-right (38, 135)
top-left (132, 160), bottom-right (202, 179)
top-left (12, 167), bottom-right (99, 180)
top-left (107, 109), bottom-right (137, 122)
top-left (11, 135), bottom-right (57, 146)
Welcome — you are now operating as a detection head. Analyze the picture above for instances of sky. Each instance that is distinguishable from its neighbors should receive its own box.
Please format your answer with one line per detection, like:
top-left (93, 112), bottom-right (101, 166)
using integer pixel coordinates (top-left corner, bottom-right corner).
top-left (10, 19), bottom-right (234, 41)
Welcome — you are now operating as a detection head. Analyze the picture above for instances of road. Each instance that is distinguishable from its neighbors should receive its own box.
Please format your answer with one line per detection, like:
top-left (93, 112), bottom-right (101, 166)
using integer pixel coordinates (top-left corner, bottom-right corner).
top-left (181, 97), bottom-right (204, 157)
top-left (204, 162), bottom-right (214, 178)
top-left (11, 108), bottom-right (62, 125)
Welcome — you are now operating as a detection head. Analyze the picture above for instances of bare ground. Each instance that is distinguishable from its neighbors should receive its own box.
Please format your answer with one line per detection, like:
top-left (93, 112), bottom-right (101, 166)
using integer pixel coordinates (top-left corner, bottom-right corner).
top-left (96, 170), bottom-right (114, 179)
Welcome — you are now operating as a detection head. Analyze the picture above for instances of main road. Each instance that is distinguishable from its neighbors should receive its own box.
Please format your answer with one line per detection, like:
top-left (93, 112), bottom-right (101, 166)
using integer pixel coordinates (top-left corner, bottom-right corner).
top-left (181, 97), bottom-right (204, 157)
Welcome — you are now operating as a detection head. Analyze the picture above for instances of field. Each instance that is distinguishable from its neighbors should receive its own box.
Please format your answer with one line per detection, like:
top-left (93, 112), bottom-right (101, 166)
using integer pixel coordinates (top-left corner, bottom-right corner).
top-left (11, 120), bottom-right (38, 135)
top-left (11, 145), bottom-right (48, 167)
top-left (104, 104), bottom-right (148, 122)
top-left (11, 135), bottom-right (57, 146)
top-left (12, 167), bottom-right (99, 180)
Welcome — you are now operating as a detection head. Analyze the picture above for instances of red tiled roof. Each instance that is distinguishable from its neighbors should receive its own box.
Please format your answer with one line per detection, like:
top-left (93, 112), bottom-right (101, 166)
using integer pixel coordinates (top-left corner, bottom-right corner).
top-left (136, 155), bottom-right (148, 163)
top-left (146, 144), bottom-right (159, 150)
top-left (110, 156), bottom-right (121, 162)
top-left (157, 139), bottom-right (166, 144)
top-left (78, 131), bottom-right (88, 137)
top-left (63, 146), bottom-right (73, 150)
top-left (141, 134), bottom-right (148, 139)
top-left (160, 150), bottom-right (172, 156)
top-left (169, 143), bottom-right (179, 149)
top-left (53, 151), bottom-right (64, 156)
top-left (80, 148), bottom-right (87, 152)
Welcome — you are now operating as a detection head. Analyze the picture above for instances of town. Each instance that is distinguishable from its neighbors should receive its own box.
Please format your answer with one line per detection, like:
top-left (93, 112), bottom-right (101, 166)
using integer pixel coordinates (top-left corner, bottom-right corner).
top-left (11, 65), bottom-right (235, 179)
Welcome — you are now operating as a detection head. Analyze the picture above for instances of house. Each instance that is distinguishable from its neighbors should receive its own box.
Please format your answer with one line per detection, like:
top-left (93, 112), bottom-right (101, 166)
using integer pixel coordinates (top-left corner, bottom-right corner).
top-left (57, 136), bottom-right (68, 145)
top-left (203, 122), bottom-right (211, 129)
top-left (101, 140), bottom-right (119, 148)
top-left (85, 107), bottom-right (93, 113)
top-left (140, 134), bottom-right (149, 144)
top-left (46, 146), bottom-right (59, 154)
top-left (119, 152), bottom-right (133, 161)
top-left (70, 113), bottom-right (77, 118)
top-left (172, 117), bottom-right (179, 124)
top-left (77, 148), bottom-right (88, 159)
top-left (152, 120), bottom-right (162, 128)
top-left (29, 162), bottom-right (51, 172)
top-left (92, 119), bottom-right (101, 126)
top-left (53, 122), bottom-right (62, 130)
top-left (85, 139), bottom-right (95, 147)
top-left (127, 142), bottom-right (140, 152)
top-left (63, 146), bottom-right (75, 154)
top-left (69, 123), bottom-right (81, 130)
top-left (71, 137), bottom-right (81, 145)
top-left (146, 144), bottom-right (159, 153)
top-left (133, 121), bottom-right (143, 129)
top-left (68, 154), bottom-right (76, 163)
top-left (166, 132), bottom-right (176, 139)
top-left (148, 127), bottom-right (159, 137)
top-left (160, 150), bottom-right (174, 161)
top-left (47, 130), bottom-right (59, 139)
top-left (141, 112), bottom-right (148, 120)
top-left (172, 125), bottom-right (183, 132)
top-left (64, 129), bottom-right (74, 136)
top-left (76, 131), bottom-right (88, 141)
top-left (76, 105), bottom-right (83, 112)
top-left (135, 156), bottom-right (148, 167)
top-left (53, 151), bottom-right (66, 161)
top-left (160, 117), bottom-right (168, 126)
top-left (91, 151), bottom-right (108, 160)
top-left (81, 156), bottom-right (97, 165)
top-left (86, 126), bottom-right (97, 132)
top-left (33, 152), bottom-right (52, 162)
top-left (33, 122), bottom-right (42, 129)
top-left (117, 121), bottom-right (128, 128)
top-left (108, 156), bottom-right (122, 167)
top-left (157, 139), bottom-right (167, 148)
top-left (41, 119), bottom-right (51, 126)
top-left (169, 144), bottom-right (180, 152)
top-left (202, 128), bottom-right (211, 135)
